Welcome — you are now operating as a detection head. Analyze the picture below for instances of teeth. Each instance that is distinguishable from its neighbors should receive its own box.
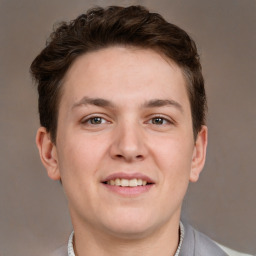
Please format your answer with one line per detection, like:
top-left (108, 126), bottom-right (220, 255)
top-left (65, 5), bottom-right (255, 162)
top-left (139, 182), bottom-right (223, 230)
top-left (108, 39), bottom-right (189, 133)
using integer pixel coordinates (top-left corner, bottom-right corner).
top-left (106, 178), bottom-right (148, 187)
top-left (121, 179), bottom-right (129, 187)
top-left (115, 178), bottom-right (121, 186)
top-left (129, 178), bottom-right (137, 187)
top-left (137, 179), bottom-right (143, 186)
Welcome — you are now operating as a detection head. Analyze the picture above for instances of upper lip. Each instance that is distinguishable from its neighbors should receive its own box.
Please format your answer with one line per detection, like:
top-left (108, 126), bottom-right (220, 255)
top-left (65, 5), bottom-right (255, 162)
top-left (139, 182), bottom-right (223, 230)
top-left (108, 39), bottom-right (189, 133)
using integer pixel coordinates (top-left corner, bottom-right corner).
top-left (102, 172), bottom-right (155, 184)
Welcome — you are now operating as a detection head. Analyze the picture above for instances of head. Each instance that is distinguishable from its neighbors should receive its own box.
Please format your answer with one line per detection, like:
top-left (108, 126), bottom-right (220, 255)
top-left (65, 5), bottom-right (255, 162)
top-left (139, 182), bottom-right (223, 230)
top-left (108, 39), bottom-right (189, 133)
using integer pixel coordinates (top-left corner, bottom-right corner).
top-left (31, 5), bottom-right (208, 243)
top-left (30, 5), bottom-right (206, 144)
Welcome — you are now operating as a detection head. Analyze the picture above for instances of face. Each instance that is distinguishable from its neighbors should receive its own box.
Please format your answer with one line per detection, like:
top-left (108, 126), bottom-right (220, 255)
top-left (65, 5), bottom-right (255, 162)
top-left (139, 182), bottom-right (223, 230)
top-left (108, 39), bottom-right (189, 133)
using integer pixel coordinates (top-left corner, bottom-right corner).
top-left (37, 46), bottom-right (207, 239)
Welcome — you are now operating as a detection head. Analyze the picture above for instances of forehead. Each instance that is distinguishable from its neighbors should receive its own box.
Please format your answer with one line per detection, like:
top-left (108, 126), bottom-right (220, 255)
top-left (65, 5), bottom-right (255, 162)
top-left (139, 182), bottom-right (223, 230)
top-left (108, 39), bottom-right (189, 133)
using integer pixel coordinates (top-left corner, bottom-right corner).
top-left (61, 46), bottom-right (190, 109)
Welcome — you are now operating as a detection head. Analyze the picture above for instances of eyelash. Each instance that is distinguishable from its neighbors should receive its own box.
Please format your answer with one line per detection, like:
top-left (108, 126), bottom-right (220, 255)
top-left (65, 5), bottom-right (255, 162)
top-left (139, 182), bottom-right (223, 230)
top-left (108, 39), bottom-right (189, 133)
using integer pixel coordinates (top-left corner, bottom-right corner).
top-left (147, 115), bottom-right (173, 126)
top-left (80, 115), bottom-right (174, 127)
top-left (81, 115), bottom-right (109, 125)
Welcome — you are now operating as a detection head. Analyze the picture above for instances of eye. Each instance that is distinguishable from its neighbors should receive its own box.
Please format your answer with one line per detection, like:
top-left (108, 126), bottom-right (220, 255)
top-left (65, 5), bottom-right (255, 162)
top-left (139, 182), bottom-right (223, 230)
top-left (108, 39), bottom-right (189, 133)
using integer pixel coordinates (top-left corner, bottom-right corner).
top-left (151, 117), bottom-right (167, 125)
top-left (150, 117), bottom-right (170, 125)
top-left (82, 116), bottom-right (109, 125)
top-left (89, 117), bottom-right (105, 124)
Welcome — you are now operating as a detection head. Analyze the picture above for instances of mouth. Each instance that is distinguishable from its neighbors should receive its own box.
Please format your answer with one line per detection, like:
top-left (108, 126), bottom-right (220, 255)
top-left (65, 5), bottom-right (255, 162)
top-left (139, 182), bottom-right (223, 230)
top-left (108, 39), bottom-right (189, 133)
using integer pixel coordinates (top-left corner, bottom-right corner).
top-left (103, 178), bottom-right (152, 187)
top-left (101, 173), bottom-right (155, 196)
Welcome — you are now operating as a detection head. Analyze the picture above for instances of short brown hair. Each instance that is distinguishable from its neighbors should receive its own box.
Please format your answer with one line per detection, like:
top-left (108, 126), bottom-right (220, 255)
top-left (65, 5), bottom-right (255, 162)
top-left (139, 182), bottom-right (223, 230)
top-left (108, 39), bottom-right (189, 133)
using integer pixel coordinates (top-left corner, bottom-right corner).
top-left (30, 5), bottom-right (207, 143)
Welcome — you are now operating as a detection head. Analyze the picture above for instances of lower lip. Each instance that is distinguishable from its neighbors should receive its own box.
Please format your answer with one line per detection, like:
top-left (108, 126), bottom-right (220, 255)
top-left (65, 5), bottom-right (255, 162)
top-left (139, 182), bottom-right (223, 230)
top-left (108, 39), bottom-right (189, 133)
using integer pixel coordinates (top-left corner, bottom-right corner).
top-left (102, 183), bottom-right (154, 196)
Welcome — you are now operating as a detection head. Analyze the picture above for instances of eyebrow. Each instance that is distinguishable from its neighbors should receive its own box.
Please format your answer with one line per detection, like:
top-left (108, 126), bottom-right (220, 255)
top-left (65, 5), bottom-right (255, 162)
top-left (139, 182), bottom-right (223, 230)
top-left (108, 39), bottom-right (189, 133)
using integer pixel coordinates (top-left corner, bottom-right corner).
top-left (143, 99), bottom-right (183, 112)
top-left (72, 97), bottom-right (183, 112)
top-left (72, 97), bottom-right (115, 109)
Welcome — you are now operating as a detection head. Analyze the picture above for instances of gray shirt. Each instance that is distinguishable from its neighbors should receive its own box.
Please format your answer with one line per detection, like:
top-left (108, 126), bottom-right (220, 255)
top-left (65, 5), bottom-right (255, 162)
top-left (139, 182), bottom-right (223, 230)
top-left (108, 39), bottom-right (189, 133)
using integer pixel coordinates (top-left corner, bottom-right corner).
top-left (180, 222), bottom-right (228, 256)
top-left (51, 222), bottom-right (237, 256)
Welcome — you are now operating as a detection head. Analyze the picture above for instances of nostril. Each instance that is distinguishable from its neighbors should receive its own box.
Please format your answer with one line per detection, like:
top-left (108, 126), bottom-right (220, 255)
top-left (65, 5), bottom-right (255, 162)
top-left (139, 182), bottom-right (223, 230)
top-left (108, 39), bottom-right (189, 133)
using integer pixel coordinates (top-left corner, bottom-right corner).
top-left (114, 154), bottom-right (143, 160)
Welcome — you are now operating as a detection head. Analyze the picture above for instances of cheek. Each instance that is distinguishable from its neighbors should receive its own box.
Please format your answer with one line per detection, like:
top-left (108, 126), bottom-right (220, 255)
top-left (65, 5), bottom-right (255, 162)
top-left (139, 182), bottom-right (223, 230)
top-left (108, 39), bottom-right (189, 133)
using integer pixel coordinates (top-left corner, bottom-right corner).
top-left (147, 136), bottom-right (193, 218)
top-left (56, 135), bottom-right (106, 209)
top-left (149, 135), bottom-right (194, 200)
top-left (56, 132), bottom-right (109, 180)
top-left (151, 135), bottom-right (194, 172)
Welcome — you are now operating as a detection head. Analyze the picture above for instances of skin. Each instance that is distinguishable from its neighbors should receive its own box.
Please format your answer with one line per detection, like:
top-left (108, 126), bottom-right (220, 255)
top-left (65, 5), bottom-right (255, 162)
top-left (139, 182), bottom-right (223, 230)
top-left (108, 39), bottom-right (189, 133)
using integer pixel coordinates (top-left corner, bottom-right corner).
top-left (36, 46), bottom-right (207, 256)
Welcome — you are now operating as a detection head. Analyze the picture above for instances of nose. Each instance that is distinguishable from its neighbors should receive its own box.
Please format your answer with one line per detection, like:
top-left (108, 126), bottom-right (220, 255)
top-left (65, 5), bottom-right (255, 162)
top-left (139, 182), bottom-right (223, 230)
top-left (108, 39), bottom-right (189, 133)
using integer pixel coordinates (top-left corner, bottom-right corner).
top-left (109, 120), bottom-right (147, 162)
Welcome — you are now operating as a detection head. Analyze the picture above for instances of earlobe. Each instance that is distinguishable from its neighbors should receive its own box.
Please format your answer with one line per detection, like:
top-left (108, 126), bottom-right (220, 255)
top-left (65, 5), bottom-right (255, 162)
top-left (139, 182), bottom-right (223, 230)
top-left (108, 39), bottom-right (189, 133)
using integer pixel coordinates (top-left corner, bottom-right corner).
top-left (36, 127), bottom-right (61, 180)
top-left (189, 126), bottom-right (208, 183)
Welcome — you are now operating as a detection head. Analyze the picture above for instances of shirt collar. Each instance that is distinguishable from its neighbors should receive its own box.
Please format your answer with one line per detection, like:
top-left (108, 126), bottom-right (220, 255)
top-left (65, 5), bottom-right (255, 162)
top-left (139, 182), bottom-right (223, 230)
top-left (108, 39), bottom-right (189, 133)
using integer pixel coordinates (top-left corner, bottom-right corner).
top-left (68, 221), bottom-right (184, 256)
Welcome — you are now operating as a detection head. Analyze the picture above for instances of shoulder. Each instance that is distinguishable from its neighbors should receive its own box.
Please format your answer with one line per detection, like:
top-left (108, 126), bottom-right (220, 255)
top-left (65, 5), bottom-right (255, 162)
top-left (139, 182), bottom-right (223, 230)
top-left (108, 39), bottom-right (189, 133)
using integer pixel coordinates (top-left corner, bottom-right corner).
top-left (181, 222), bottom-right (253, 256)
top-left (216, 243), bottom-right (254, 256)
top-left (180, 221), bottom-right (228, 256)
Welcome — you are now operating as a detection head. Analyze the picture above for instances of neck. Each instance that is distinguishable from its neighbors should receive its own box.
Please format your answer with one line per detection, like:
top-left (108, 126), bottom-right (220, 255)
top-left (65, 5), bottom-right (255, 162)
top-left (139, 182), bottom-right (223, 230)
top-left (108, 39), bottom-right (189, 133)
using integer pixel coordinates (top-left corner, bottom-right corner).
top-left (72, 216), bottom-right (181, 256)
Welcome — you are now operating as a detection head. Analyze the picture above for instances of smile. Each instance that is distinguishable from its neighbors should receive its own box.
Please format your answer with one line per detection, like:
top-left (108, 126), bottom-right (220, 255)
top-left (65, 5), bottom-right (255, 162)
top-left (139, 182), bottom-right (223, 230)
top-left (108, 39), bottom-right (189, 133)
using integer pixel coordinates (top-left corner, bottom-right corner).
top-left (101, 173), bottom-right (155, 195)
top-left (106, 178), bottom-right (148, 187)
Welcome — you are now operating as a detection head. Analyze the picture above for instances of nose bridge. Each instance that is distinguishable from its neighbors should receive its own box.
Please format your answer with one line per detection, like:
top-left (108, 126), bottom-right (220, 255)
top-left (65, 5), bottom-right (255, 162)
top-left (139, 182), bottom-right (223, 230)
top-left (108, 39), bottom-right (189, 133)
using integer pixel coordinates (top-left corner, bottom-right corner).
top-left (110, 116), bottom-right (146, 161)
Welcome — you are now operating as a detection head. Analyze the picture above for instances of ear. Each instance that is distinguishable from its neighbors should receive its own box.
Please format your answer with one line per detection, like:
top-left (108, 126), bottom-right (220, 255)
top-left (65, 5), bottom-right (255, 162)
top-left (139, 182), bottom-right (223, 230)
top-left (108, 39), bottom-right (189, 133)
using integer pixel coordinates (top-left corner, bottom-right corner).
top-left (189, 125), bottom-right (208, 183)
top-left (36, 127), bottom-right (61, 180)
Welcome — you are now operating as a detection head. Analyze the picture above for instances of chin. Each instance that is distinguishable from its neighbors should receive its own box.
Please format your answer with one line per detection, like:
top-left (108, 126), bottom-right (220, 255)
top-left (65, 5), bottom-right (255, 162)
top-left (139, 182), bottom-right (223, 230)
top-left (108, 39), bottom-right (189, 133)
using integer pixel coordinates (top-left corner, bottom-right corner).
top-left (105, 223), bottom-right (155, 240)
top-left (101, 209), bottom-right (160, 239)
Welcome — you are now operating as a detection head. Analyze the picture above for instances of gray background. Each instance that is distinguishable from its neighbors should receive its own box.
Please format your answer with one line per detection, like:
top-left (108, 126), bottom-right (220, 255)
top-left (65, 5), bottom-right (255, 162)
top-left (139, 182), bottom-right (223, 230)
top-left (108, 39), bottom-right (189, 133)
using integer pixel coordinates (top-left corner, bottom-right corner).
top-left (0, 0), bottom-right (255, 255)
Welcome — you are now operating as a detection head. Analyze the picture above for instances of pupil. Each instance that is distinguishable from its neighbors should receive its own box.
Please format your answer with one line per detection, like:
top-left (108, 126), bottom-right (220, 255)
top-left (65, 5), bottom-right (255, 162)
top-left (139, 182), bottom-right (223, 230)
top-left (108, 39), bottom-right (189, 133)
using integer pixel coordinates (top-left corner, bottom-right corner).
top-left (92, 117), bottom-right (101, 124)
top-left (153, 118), bottom-right (163, 124)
